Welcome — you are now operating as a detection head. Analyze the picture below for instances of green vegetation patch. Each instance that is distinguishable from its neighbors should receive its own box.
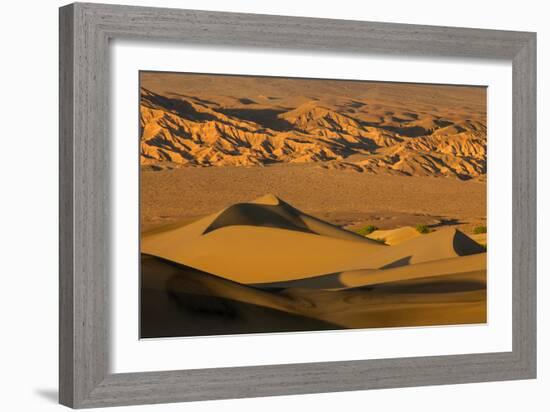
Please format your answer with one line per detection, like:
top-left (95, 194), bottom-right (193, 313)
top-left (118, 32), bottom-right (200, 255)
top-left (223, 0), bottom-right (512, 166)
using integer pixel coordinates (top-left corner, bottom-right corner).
top-left (415, 224), bottom-right (431, 234)
top-left (473, 225), bottom-right (487, 234)
top-left (356, 225), bottom-right (378, 236)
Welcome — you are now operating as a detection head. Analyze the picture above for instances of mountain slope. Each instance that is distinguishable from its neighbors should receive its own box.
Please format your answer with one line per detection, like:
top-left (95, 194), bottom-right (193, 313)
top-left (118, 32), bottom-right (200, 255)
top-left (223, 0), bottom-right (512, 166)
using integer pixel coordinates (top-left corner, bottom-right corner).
top-left (139, 80), bottom-right (487, 180)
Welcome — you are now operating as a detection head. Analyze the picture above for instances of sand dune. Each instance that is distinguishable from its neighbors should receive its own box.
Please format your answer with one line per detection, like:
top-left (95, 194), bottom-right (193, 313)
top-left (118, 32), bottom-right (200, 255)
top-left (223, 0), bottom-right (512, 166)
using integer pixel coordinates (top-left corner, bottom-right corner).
top-left (367, 226), bottom-right (421, 245)
top-left (252, 252), bottom-right (486, 290)
top-left (141, 255), bottom-right (339, 338)
top-left (140, 194), bottom-right (487, 337)
top-left (339, 252), bottom-right (486, 288)
top-left (141, 194), bottom-right (385, 283)
top-left (142, 194), bottom-right (484, 284)
top-left (205, 193), bottom-right (373, 243)
top-left (141, 253), bottom-right (486, 337)
top-left (368, 226), bottom-right (485, 268)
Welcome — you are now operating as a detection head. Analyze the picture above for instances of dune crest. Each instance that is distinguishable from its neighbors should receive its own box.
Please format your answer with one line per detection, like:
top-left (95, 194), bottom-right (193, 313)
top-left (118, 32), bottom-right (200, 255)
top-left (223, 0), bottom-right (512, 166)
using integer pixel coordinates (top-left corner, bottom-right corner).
top-left (141, 196), bottom-right (485, 284)
top-left (250, 193), bottom-right (282, 205)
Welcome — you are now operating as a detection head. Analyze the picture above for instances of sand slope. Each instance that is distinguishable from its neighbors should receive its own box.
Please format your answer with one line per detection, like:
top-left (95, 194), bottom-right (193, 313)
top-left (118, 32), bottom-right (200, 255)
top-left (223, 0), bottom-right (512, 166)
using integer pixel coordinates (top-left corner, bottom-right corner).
top-left (141, 255), bottom-right (339, 338)
top-left (141, 254), bottom-right (486, 337)
top-left (367, 226), bottom-right (421, 245)
top-left (142, 194), bottom-right (485, 284)
top-left (142, 194), bottom-right (383, 283)
top-left (140, 195), bottom-right (487, 338)
top-left (470, 232), bottom-right (487, 246)
top-left (253, 253), bottom-right (486, 290)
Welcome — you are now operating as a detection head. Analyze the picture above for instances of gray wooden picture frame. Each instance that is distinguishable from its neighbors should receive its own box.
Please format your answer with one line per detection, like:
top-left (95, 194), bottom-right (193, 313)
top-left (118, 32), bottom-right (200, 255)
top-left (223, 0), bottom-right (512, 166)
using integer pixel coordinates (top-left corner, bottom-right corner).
top-left (59, 2), bottom-right (537, 408)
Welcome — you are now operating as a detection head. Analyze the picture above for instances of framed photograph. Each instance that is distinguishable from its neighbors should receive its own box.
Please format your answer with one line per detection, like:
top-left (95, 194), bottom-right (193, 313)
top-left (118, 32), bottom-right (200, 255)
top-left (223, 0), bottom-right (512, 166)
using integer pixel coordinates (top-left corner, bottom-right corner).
top-left (59, 2), bottom-right (536, 408)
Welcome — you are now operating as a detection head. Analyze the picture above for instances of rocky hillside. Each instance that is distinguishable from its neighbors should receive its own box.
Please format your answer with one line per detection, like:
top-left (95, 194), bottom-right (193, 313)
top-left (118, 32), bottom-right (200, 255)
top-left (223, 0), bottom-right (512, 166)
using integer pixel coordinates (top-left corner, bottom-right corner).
top-left (139, 77), bottom-right (486, 180)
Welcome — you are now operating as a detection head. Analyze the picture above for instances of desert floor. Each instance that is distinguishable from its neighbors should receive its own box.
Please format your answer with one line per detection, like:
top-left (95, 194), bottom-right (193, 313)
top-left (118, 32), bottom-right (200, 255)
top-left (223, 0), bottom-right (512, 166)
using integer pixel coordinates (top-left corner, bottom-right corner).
top-left (141, 163), bottom-right (486, 233)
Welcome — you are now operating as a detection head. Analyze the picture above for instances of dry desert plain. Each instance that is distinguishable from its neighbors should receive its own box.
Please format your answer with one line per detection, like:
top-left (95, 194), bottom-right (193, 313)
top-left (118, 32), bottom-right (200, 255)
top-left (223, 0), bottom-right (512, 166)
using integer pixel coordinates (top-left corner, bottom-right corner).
top-left (139, 73), bottom-right (487, 338)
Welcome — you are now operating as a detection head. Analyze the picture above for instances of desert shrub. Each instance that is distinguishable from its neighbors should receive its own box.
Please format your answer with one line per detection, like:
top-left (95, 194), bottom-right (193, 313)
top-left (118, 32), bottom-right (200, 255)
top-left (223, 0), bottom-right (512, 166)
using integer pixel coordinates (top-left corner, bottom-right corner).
top-left (356, 225), bottom-right (378, 236)
top-left (372, 237), bottom-right (387, 245)
top-left (415, 224), bottom-right (431, 234)
top-left (473, 225), bottom-right (487, 234)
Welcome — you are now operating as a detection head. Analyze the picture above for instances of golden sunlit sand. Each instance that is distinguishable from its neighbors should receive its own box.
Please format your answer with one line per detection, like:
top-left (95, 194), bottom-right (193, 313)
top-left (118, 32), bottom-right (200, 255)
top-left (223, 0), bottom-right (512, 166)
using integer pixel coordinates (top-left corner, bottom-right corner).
top-left (139, 72), bottom-right (487, 338)
top-left (141, 194), bottom-right (486, 337)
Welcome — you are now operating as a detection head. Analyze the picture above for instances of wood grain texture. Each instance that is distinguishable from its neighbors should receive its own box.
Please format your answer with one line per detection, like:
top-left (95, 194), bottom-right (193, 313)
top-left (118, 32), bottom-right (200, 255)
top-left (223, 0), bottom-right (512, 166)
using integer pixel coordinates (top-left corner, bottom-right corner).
top-left (59, 4), bottom-right (75, 407)
top-left (59, 2), bottom-right (537, 408)
top-left (512, 34), bottom-right (537, 374)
